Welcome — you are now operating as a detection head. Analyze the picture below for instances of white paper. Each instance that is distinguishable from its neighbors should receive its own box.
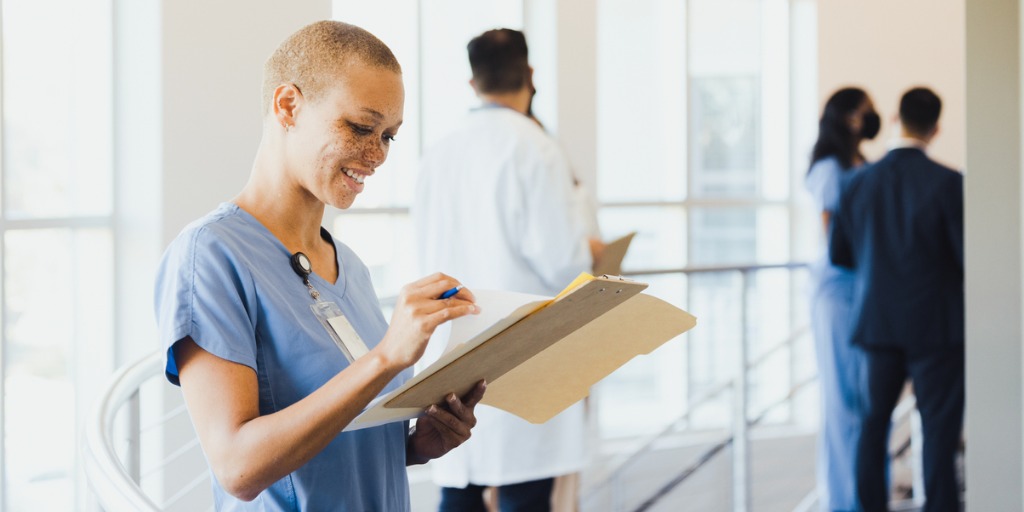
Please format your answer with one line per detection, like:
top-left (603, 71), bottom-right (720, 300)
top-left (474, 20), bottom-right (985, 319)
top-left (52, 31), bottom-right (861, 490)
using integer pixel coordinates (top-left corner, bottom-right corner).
top-left (345, 289), bottom-right (551, 431)
top-left (444, 289), bottom-right (551, 353)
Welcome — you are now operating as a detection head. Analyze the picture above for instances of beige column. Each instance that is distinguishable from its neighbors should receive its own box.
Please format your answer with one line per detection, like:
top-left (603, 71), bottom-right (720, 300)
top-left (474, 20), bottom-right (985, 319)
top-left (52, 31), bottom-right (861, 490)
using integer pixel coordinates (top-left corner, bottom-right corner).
top-left (964, 0), bottom-right (1024, 509)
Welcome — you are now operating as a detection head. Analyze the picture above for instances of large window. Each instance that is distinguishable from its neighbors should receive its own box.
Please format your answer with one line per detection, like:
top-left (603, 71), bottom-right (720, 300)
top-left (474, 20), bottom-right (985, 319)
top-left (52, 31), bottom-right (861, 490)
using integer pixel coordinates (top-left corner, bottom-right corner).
top-left (594, 0), bottom-right (815, 438)
top-left (0, 0), bottom-right (114, 510)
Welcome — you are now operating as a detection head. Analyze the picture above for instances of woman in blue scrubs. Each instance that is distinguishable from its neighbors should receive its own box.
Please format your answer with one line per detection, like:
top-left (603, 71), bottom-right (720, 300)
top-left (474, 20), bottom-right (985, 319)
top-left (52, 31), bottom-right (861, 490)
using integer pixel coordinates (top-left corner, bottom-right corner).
top-left (806, 87), bottom-right (879, 512)
top-left (154, 21), bottom-right (484, 511)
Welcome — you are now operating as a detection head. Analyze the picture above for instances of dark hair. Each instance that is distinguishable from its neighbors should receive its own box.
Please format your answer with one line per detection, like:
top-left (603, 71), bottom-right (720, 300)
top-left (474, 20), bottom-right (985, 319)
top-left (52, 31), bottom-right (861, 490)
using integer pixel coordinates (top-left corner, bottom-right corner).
top-left (810, 87), bottom-right (869, 171)
top-left (467, 29), bottom-right (529, 94)
top-left (900, 87), bottom-right (942, 136)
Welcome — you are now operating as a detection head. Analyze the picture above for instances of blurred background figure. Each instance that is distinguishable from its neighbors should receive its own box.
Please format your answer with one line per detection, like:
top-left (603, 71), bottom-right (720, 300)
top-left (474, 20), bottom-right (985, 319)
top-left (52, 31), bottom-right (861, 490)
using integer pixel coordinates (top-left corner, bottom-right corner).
top-left (413, 28), bottom-right (600, 512)
top-left (805, 87), bottom-right (879, 512)
top-left (831, 87), bottom-right (964, 512)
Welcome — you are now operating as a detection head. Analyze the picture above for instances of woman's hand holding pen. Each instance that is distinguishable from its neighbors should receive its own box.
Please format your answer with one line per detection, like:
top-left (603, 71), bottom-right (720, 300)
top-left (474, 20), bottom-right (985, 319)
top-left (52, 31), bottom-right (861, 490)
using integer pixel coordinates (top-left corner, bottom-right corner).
top-left (376, 272), bottom-right (479, 371)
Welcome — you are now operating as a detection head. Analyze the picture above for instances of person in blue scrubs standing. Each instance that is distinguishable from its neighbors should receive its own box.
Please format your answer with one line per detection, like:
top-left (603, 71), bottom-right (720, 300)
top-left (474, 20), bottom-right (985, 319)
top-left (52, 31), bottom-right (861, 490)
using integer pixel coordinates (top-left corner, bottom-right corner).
top-left (154, 21), bottom-right (485, 511)
top-left (805, 87), bottom-right (879, 512)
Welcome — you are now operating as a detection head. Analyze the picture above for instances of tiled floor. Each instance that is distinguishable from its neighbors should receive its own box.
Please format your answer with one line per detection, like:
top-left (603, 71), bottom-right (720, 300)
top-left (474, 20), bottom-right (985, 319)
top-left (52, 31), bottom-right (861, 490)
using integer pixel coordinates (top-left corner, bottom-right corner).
top-left (410, 429), bottom-right (820, 512)
top-left (409, 427), bottom-right (955, 511)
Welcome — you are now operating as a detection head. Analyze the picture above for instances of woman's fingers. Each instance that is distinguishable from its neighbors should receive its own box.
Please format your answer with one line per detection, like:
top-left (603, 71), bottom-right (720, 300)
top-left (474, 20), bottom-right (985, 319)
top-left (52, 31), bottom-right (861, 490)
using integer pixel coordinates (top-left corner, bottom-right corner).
top-left (461, 380), bottom-right (487, 409)
top-left (406, 273), bottom-right (477, 303)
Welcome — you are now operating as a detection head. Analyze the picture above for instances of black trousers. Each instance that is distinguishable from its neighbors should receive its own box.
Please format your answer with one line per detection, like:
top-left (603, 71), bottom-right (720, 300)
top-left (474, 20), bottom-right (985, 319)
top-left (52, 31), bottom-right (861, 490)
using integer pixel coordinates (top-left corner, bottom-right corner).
top-left (439, 478), bottom-right (554, 512)
top-left (856, 345), bottom-right (964, 512)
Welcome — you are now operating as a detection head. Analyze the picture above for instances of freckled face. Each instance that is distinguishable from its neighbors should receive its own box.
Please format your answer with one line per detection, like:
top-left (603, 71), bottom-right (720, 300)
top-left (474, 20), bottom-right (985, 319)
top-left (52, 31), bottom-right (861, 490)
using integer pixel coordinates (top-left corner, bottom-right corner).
top-left (294, 62), bottom-right (404, 209)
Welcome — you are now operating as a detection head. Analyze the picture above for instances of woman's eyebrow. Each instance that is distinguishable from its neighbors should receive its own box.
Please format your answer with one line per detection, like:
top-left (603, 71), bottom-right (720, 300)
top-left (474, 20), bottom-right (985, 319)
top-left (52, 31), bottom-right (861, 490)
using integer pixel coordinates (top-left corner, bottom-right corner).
top-left (361, 108), bottom-right (384, 120)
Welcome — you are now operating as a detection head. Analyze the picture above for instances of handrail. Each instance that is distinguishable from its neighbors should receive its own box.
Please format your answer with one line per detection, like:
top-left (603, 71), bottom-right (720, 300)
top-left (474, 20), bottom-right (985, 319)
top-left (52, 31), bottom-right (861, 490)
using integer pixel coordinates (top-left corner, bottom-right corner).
top-left (621, 261), bottom-right (810, 277)
top-left (83, 351), bottom-right (163, 512)
top-left (586, 378), bottom-right (735, 494)
top-left (582, 262), bottom-right (813, 511)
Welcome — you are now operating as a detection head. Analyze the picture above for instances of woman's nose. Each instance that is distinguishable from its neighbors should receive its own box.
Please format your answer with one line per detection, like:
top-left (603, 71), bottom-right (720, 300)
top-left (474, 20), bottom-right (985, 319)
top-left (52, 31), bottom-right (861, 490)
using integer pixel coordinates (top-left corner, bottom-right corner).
top-left (363, 140), bottom-right (386, 166)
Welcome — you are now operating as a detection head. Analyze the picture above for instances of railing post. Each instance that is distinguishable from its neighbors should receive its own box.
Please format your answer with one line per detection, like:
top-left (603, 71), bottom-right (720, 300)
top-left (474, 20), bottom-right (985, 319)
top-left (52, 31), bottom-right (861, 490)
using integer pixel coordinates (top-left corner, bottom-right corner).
top-left (127, 390), bottom-right (141, 483)
top-left (612, 473), bottom-right (622, 512)
top-left (732, 269), bottom-right (751, 512)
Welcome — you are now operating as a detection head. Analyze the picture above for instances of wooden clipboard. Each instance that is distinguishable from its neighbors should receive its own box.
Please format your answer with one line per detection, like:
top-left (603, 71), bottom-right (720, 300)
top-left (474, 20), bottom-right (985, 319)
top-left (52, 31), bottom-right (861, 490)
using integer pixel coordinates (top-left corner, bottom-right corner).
top-left (593, 232), bottom-right (636, 276)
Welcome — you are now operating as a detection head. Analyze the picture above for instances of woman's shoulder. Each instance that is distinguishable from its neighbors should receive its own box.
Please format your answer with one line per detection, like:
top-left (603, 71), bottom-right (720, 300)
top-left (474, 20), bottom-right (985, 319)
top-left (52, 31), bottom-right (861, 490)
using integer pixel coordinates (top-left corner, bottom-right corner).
top-left (808, 155), bottom-right (845, 177)
top-left (164, 203), bottom-right (263, 267)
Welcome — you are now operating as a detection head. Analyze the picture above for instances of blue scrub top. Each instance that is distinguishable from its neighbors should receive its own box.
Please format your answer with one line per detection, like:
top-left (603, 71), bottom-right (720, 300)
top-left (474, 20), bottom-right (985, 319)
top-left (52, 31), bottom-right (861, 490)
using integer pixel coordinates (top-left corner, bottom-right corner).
top-left (154, 202), bottom-right (412, 511)
top-left (806, 156), bottom-right (857, 288)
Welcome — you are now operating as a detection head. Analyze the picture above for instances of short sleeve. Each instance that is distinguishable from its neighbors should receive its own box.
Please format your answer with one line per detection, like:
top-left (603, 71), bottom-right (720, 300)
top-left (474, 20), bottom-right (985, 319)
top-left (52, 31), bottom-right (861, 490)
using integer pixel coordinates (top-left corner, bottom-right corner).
top-left (805, 157), bottom-right (845, 212)
top-left (154, 226), bottom-right (258, 385)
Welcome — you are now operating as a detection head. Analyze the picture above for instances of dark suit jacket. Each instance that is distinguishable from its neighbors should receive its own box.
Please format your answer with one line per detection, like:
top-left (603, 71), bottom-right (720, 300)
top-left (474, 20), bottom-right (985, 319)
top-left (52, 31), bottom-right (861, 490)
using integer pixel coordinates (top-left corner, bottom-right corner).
top-left (829, 147), bottom-right (964, 353)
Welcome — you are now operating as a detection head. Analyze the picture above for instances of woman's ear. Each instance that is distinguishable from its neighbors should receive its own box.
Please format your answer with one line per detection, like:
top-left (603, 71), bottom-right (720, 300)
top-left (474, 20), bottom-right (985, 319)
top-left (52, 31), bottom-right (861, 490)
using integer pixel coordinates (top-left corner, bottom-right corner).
top-left (274, 83), bottom-right (302, 131)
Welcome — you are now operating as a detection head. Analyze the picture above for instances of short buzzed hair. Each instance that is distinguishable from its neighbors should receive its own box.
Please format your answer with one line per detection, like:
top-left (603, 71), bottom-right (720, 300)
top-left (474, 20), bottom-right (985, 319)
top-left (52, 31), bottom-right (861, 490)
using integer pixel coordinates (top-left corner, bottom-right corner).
top-left (900, 87), bottom-right (942, 136)
top-left (467, 28), bottom-right (529, 94)
top-left (262, 20), bottom-right (401, 114)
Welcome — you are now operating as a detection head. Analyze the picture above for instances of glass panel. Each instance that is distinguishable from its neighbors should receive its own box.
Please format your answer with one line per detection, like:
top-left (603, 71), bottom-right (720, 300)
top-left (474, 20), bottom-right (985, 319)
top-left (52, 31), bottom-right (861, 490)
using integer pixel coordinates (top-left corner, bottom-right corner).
top-left (596, 0), bottom-right (687, 202)
top-left (596, 273), bottom-right (688, 438)
top-left (685, 271), bottom-right (740, 428)
top-left (333, 212), bottom-right (416, 300)
top-left (419, 1), bottom-right (523, 150)
top-left (1, 0), bottom-right (112, 218)
top-left (687, 0), bottom-right (762, 200)
top-left (688, 206), bottom-right (789, 266)
top-left (689, 76), bottom-right (760, 197)
top-left (4, 228), bottom-right (113, 511)
top-left (598, 206), bottom-right (686, 272)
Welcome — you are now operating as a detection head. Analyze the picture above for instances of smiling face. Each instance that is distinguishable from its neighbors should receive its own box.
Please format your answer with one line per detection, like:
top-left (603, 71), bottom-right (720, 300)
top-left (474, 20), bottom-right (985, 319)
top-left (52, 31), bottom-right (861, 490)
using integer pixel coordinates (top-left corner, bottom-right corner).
top-left (286, 60), bottom-right (404, 209)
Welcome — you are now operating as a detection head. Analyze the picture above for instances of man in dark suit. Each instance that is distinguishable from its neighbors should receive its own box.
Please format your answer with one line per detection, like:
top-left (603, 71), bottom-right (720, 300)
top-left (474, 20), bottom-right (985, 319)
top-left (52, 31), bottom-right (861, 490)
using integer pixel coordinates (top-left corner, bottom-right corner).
top-left (830, 87), bottom-right (964, 512)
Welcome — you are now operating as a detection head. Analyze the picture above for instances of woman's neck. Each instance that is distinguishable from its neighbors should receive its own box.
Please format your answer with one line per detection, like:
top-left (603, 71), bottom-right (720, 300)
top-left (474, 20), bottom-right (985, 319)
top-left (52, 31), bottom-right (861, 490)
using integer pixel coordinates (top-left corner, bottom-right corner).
top-left (235, 153), bottom-right (327, 253)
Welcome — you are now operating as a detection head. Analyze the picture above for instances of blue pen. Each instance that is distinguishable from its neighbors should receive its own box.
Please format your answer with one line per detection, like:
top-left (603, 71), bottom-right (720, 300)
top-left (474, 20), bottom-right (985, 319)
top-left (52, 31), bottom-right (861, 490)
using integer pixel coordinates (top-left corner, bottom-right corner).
top-left (439, 285), bottom-right (463, 300)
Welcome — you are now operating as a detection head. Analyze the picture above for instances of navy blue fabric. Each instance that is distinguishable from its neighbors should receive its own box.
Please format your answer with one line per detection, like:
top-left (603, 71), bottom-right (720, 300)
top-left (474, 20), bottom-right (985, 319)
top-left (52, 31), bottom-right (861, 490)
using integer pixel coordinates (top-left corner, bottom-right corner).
top-left (856, 347), bottom-right (964, 512)
top-left (830, 148), bottom-right (964, 511)
top-left (829, 148), bottom-right (964, 353)
top-left (439, 478), bottom-right (555, 512)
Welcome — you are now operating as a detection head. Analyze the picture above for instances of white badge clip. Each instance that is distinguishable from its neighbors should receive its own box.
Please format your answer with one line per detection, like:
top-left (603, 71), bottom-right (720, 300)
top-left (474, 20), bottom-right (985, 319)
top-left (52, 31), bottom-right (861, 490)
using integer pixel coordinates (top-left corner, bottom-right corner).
top-left (311, 301), bottom-right (370, 363)
top-left (291, 251), bottom-right (369, 363)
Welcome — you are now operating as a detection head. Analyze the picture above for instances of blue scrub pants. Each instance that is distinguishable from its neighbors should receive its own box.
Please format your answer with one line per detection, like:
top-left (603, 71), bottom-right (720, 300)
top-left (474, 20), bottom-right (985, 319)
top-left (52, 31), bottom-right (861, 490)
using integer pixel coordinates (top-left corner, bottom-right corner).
top-left (811, 280), bottom-right (868, 512)
top-left (439, 478), bottom-right (554, 512)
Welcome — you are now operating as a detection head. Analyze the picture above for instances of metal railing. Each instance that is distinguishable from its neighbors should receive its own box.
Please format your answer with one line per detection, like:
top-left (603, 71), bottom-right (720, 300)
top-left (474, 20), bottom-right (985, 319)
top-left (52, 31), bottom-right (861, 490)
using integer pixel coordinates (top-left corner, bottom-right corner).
top-left (83, 351), bottom-right (163, 512)
top-left (83, 351), bottom-right (214, 512)
top-left (580, 262), bottom-right (813, 512)
top-left (583, 262), bottom-right (925, 512)
top-left (85, 262), bottom-right (921, 512)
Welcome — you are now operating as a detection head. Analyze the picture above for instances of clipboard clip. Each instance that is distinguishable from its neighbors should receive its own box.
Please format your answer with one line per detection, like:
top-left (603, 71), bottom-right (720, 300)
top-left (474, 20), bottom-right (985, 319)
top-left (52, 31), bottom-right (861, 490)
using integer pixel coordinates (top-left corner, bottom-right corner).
top-left (597, 274), bottom-right (637, 282)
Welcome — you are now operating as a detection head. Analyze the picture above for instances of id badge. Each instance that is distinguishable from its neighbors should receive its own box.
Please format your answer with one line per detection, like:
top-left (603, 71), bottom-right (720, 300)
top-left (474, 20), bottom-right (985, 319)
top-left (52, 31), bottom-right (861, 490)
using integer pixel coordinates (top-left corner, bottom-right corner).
top-left (310, 301), bottom-right (370, 363)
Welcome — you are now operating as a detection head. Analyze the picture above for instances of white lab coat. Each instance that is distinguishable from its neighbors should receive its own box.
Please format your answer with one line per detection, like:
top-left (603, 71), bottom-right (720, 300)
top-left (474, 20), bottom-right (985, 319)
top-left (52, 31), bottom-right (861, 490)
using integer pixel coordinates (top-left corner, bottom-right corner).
top-left (413, 107), bottom-right (593, 487)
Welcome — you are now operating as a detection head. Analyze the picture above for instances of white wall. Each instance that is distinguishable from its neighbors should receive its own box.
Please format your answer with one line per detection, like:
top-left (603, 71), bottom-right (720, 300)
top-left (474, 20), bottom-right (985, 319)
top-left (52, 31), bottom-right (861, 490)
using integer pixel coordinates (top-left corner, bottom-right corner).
top-left (114, 0), bottom-right (332, 506)
top-left (818, 0), bottom-right (966, 170)
top-left (964, 1), bottom-right (1024, 509)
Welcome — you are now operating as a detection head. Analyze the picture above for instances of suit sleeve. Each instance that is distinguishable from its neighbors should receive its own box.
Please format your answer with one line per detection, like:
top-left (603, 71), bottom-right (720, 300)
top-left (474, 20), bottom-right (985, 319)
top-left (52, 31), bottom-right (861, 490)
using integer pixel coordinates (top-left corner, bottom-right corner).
top-left (946, 173), bottom-right (964, 272)
top-left (829, 185), bottom-right (855, 269)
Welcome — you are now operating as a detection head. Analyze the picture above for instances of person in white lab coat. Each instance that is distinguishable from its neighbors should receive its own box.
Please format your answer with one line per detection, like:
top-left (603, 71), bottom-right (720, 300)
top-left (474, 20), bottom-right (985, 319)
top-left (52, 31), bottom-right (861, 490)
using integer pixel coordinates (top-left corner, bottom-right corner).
top-left (413, 28), bottom-right (603, 512)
